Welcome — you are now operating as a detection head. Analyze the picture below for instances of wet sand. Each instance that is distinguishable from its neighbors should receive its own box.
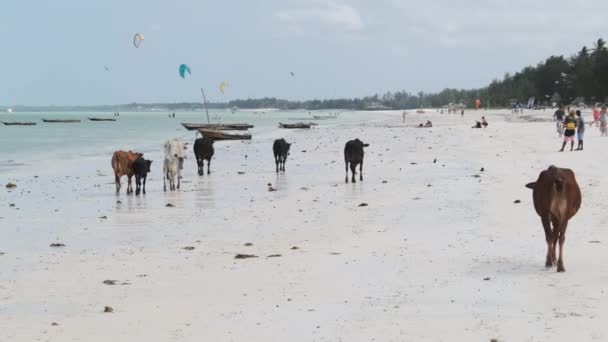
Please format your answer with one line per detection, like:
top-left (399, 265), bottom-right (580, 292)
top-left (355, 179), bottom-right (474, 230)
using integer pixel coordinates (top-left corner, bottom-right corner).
top-left (2, 109), bottom-right (608, 341)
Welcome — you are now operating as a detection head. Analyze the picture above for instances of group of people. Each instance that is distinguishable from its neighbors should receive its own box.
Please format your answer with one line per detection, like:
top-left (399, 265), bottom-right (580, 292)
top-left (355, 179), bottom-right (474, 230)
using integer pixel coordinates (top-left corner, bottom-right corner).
top-left (472, 116), bottom-right (488, 128)
top-left (417, 120), bottom-right (433, 128)
top-left (554, 106), bottom-right (586, 151)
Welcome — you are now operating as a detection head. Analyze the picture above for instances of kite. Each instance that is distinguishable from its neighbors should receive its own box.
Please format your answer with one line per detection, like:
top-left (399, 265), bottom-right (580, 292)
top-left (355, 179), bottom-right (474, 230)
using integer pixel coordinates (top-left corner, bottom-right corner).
top-left (104, 66), bottom-right (110, 72)
top-left (179, 64), bottom-right (191, 79)
top-left (133, 33), bottom-right (144, 48)
top-left (290, 72), bottom-right (295, 77)
top-left (219, 81), bottom-right (229, 94)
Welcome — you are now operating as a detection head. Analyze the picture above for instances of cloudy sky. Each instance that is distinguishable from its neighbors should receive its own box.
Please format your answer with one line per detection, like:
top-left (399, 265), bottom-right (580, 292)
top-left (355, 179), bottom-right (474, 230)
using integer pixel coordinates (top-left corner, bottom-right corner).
top-left (1, 0), bottom-right (607, 105)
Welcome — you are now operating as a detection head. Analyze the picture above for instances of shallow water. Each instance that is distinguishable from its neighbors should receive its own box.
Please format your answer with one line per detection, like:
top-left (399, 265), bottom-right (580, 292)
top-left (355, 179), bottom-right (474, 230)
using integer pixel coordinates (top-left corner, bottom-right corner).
top-left (0, 110), bottom-right (381, 175)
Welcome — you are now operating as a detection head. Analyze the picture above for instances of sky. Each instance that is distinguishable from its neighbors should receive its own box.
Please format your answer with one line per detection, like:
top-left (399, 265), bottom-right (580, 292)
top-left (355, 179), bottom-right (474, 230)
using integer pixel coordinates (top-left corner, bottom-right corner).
top-left (1, 0), bottom-right (607, 106)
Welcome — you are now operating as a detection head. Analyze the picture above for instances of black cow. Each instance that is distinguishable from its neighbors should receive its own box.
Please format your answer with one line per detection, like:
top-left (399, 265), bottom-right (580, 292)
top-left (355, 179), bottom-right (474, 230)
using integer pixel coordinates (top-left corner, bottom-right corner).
top-left (273, 138), bottom-right (291, 173)
top-left (132, 157), bottom-right (152, 195)
top-left (194, 136), bottom-right (215, 175)
top-left (344, 139), bottom-right (369, 183)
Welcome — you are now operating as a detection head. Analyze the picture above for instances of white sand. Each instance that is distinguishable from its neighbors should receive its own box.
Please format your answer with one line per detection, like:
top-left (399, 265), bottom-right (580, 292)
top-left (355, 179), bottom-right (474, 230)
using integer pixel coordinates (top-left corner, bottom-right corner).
top-left (2, 109), bottom-right (608, 341)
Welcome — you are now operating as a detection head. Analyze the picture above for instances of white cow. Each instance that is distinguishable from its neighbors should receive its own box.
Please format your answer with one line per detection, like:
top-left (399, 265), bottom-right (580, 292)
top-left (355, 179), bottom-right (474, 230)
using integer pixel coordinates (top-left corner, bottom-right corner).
top-left (163, 139), bottom-right (186, 191)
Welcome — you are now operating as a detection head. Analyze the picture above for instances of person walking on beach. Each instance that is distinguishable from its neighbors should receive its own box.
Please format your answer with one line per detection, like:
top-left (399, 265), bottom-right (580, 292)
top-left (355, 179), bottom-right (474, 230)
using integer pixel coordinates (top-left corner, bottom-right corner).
top-left (590, 106), bottom-right (608, 136)
top-left (576, 110), bottom-right (585, 150)
top-left (554, 105), bottom-right (565, 137)
top-left (559, 110), bottom-right (577, 152)
top-left (593, 104), bottom-right (600, 127)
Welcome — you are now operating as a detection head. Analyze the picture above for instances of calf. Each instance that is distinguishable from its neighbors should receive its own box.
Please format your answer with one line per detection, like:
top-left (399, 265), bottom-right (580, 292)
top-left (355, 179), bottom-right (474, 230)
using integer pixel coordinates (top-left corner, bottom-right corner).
top-left (132, 157), bottom-right (152, 195)
top-left (273, 138), bottom-right (291, 173)
top-left (163, 139), bottom-right (186, 191)
top-left (111, 150), bottom-right (143, 194)
top-left (194, 136), bottom-right (215, 176)
top-left (344, 139), bottom-right (369, 183)
top-left (525, 166), bottom-right (581, 272)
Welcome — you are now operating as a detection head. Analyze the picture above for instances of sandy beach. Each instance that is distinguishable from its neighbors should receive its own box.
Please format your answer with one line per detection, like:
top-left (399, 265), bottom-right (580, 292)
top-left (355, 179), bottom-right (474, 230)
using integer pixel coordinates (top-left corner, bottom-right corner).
top-left (2, 109), bottom-right (608, 341)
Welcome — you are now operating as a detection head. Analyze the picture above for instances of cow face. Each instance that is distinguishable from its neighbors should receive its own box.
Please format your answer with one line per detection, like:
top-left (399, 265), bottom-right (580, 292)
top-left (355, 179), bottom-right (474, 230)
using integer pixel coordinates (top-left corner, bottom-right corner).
top-left (363, 143), bottom-right (369, 147)
top-left (145, 160), bottom-right (153, 172)
top-left (286, 143), bottom-right (292, 155)
top-left (525, 182), bottom-right (535, 189)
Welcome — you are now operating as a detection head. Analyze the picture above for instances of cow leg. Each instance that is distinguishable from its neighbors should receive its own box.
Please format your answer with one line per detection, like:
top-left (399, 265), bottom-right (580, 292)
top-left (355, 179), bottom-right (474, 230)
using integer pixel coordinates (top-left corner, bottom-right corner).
top-left (197, 159), bottom-right (204, 176)
top-left (345, 162), bottom-right (349, 183)
top-left (207, 158), bottom-right (211, 175)
top-left (350, 163), bottom-right (357, 183)
top-left (276, 155), bottom-right (279, 173)
top-left (541, 216), bottom-right (553, 267)
top-left (557, 222), bottom-right (568, 272)
top-left (142, 175), bottom-right (147, 195)
top-left (163, 171), bottom-right (168, 192)
top-left (135, 174), bottom-right (141, 195)
top-left (127, 175), bottom-right (133, 195)
top-left (359, 160), bottom-right (363, 182)
top-left (114, 173), bottom-right (121, 194)
top-left (550, 217), bottom-right (561, 267)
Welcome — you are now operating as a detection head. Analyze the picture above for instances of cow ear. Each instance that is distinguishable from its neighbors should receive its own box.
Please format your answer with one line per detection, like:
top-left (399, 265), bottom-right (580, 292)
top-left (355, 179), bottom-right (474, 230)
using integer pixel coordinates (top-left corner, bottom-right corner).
top-left (525, 182), bottom-right (535, 189)
top-left (363, 144), bottom-right (370, 147)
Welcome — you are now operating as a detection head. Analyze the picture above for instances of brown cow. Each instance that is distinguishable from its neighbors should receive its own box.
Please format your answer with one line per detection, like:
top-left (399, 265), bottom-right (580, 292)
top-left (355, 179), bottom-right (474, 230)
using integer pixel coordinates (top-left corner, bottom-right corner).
top-left (111, 150), bottom-right (143, 194)
top-left (525, 166), bottom-right (581, 272)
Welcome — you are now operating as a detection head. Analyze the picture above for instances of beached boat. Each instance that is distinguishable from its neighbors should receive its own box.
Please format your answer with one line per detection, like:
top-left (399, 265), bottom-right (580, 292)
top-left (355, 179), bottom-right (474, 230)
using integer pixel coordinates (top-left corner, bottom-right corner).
top-left (42, 119), bottom-right (81, 123)
top-left (279, 122), bottom-right (314, 129)
top-left (181, 123), bottom-right (253, 131)
top-left (1, 121), bottom-right (37, 126)
top-left (198, 128), bottom-right (252, 140)
top-left (88, 118), bottom-right (117, 122)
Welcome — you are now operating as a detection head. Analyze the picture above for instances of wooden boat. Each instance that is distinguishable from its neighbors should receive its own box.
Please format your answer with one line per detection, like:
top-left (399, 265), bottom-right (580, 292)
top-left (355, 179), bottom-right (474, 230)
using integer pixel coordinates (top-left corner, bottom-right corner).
top-left (198, 128), bottom-right (252, 140)
top-left (88, 118), bottom-right (117, 122)
top-left (1, 121), bottom-right (37, 126)
top-left (181, 123), bottom-right (253, 131)
top-left (42, 119), bottom-right (81, 123)
top-left (279, 122), bottom-right (314, 129)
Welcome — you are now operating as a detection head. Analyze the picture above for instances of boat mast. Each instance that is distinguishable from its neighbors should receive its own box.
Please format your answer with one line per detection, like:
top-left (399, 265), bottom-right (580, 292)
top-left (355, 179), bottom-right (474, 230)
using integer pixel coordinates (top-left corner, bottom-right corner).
top-left (200, 88), bottom-right (210, 124)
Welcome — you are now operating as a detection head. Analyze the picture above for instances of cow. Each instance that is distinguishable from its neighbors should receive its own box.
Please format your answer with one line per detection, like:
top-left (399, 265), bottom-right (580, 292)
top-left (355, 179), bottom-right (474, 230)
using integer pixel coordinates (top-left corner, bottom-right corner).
top-left (111, 150), bottom-right (143, 194)
top-left (344, 139), bottom-right (369, 183)
top-left (273, 138), bottom-right (291, 173)
top-left (525, 166), bottom-right (581, 272)
top-left (163, 139), bottom-right (186, 191)
top-left (193, 136), bottom-right (214, 176)
top-left (132, 157), bottom-right (152, 195)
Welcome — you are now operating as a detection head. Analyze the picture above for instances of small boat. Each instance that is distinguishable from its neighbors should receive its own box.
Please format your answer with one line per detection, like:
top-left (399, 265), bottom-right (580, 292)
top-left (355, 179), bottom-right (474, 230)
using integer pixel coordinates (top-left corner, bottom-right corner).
top-left (181, 123), bottom-right (253, 131)
top-left (88, 118), bottom-right (117, 122)
top-left (198, 128), bottom-right (252, 140)
top-left (279, 122), bottom-right (314, 129)
top-left (42, 119), bottom-right (81, 123)
top-left (1, 121), bottom-right (37, 126)
top-left (312, 115), bottom-right (337, 120)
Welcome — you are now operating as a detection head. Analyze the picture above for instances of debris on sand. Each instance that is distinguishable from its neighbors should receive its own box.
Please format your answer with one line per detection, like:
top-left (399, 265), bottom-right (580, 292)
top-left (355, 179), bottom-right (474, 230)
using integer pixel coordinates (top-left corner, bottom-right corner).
top-left (410, 162), bottom-right (417, 165)
top-left (183, 246), bottom-right (195, 251)
top-left (433, 159), bottom-right (437, 163)
top-left (9, 203), bottom-right (15, 207)
top-left (237, 171), bottom-right (246, 175)
top-left (5, 183), bottom-right (16, 189)
top-left (244, 242), bottom-right (254, 247)
top-left (382, 181), bottom-right (388, 184)
top-left (99, 215), bottom-right (108, 219)
top-left (513, 200), bottom-right (521, 204)
top-left (103, 306), bottom-right (114, 313)
top-left (290, 246), bottom-right (300, 250)
top-left (589, 240), bottom-right (601, 244)
top-left (480, 167), bottom-right (485, 172)
top-left (483, 277), bottom-right (491, 281)
top-left (50, 243), bottom-right (66, 248)
top-left (267, 254), bottom-right (282, 258)
top-left (103, 280), bottom-right (117, 285)
top-left (330, 252), bottom-right (341, 255)
top-left (472, 175), bottom-right (481, 178)
top-left (235, 254), bottom-right (258, 259)
top-left (268, 187), bottom-right (277, 192)
top-left (51, 322), bottom-right (59, 326)
top-left (358, 203), bottom-right (368, 207)
top-left (166, 203), bottom-right (175, 207)
top-left (490, 339), bottom-right (498, 342)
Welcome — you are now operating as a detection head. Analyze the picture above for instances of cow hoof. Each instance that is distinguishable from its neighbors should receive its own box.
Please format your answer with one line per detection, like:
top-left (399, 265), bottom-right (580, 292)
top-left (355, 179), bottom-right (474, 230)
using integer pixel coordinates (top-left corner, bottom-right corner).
top-left (557, 267), bottom-right (565, 272)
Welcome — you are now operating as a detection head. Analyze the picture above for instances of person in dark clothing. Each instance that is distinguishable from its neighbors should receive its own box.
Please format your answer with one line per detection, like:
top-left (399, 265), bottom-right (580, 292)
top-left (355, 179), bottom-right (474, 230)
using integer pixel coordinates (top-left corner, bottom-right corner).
top-left (472, 121), bottom-right (482, 128)
top-left (576, 110), bottom-right (585, 151)
top-left (554, 106), bottom-right (566, 137)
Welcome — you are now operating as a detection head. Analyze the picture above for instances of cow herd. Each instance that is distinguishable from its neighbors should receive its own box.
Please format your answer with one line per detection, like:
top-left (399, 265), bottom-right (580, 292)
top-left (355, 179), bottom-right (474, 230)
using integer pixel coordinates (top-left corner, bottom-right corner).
top-left (111, 137), bottom-right (582, 273)
top-left (111, 137), bottom-right (370, 193)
